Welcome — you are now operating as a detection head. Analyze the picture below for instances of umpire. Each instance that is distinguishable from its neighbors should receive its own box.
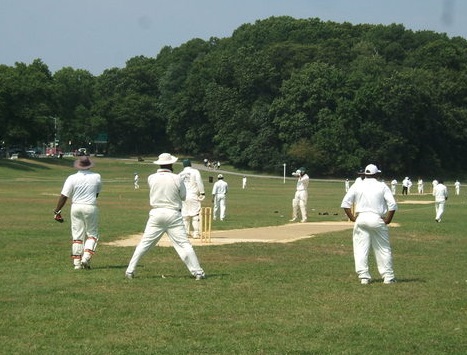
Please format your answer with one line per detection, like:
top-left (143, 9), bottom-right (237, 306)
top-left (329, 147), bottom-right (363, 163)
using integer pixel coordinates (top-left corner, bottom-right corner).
top-left (340, 164), bottom-right (398, 285)
top-left (125, 153), bottom-right (205, 280)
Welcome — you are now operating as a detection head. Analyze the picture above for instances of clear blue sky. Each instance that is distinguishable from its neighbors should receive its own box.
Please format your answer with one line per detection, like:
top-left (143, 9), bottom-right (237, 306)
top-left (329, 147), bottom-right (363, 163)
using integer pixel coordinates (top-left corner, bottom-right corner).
top-left (1, 0), bottom-right (466, 75)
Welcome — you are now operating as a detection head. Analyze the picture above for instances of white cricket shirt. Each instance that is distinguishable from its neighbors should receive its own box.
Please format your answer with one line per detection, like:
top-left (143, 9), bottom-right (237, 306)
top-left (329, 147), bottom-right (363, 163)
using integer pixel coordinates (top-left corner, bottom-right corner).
top-left (61, 170), bottom-right (102, 205)
top-left (148, 169), bottom-right (186, 210)
top-left (341, 177), bottom-right (397, 217)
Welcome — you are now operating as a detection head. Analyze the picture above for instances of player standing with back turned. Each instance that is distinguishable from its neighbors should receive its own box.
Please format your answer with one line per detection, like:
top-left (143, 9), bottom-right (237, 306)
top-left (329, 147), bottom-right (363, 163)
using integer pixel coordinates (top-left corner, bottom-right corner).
top-left (53, 156), bottom-right (102, 270)
top-left (341, 164), bottom-right (398, 285)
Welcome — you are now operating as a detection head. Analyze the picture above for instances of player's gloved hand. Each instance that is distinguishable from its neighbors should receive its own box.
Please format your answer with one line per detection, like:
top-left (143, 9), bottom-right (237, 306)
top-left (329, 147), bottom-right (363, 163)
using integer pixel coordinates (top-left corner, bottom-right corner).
top-left (54, 210), bottom-right (64, 223)
top-left (198, 193), bottom-right (206, 201)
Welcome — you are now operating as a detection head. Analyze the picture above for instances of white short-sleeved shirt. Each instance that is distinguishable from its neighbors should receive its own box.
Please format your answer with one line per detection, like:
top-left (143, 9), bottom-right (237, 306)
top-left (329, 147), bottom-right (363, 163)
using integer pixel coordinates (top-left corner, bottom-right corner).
top-left (148, 169), bottom-right (186, 210)
top-left (341, 177), bottom-right (397, 217)
top-left (61, 170), bottom-right (102, 205)
top-left (433, 183), bottom-right (448, 202)
top-left (212, 180), bottom-right (228, 195)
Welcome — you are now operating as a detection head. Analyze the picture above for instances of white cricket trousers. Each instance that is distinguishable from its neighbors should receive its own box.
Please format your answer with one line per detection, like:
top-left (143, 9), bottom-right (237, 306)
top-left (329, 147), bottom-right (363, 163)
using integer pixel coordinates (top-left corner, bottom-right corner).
top-left (213, 194), bottom-right (226, 220)
top-left (70, 204), bottom-right (99, 265)
top-left (183, 215), bottom-right (201, 238)
top-left (126, 208), bottom-right (204, 276)
top-left (352, 212), bottom-right (394, 282)
top-left (182, 195), bottom-right (201, 237)
top-left (435, 201), bottom-right (445, 221)
top-left (292, 190), bottom-right (308, 221)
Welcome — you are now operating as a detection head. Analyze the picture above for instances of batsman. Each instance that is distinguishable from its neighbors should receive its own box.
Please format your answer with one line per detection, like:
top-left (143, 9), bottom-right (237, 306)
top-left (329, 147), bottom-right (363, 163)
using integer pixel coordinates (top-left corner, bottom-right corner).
top-left (53, 156), bottom-right (102, 270)
top-left (290, 167), bottom-right (309, 223)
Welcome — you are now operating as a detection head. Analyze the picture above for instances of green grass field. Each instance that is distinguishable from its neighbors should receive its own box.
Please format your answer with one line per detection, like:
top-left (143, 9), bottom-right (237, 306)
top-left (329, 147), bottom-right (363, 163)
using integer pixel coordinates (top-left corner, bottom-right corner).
top-left (0, 157), bottom-right (465, 354)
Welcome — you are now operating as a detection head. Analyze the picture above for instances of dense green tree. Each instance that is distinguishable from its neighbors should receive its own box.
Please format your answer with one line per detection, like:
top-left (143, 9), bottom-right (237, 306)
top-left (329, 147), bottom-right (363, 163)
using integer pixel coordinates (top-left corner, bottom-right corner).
top-left (93, 57), bottom-right (167, 154)
top-left (158, 39), bottom-right (214, 153)
top-left (0, 60), bottom-right (55, 151)
top-left (2, 16), bottom-right (467, 178)
top-left (52, 67), bottom-right (96, 151)
top-left (271, 62), bottom-right (346, 142)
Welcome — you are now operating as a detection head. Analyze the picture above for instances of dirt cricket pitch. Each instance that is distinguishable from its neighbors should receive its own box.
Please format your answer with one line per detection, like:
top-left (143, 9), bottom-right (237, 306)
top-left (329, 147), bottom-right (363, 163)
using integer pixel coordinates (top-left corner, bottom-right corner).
top-left (104, 221), bottom-right (355, 247)
top-left (104, 198), bottom-right (419, 248)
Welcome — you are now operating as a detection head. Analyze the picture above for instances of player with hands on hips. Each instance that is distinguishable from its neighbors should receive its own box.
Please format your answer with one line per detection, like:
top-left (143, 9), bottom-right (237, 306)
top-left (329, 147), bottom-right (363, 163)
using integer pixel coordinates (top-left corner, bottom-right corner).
top-left (54, 156), bottom-right (102, 270)
top-left (341, 164), bottom-right (397, 285)
top-left (290, 167), bottom-right (309, 223)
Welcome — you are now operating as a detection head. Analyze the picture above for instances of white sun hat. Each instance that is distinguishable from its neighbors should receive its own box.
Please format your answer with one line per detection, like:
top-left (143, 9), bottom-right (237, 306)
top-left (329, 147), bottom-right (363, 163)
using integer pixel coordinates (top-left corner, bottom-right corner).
top-left (154, 153), bottom-right (178, 165)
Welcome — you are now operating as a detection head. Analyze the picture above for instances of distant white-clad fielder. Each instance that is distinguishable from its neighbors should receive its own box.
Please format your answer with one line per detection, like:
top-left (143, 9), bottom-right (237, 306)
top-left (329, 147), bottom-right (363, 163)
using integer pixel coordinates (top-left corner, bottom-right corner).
top-left (433, 179), bottom-right (448, 223)
top-left (290, 167), bottom-right (309, 223)
top-left (134, 172), bottom-right (139, 189)
top-left (212, 174), bottom-right (228, 221)
top-left (179, 159), bottom-right (205, 239)
top-left (454, 180), bottom-right (460, 196)
top-left (341, 164), bottom-right (398, 285)
top-left (417, 178), bottom-right (424, 194)
top-left (402, 177), bottom-right (410, 195)
top-left (390, 179), bottom-right (397, 195)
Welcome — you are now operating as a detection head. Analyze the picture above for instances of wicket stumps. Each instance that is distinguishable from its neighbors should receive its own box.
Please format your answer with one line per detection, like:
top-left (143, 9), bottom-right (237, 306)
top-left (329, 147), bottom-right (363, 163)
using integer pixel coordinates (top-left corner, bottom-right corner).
top-left (200, 207), bottom-right (212, 243)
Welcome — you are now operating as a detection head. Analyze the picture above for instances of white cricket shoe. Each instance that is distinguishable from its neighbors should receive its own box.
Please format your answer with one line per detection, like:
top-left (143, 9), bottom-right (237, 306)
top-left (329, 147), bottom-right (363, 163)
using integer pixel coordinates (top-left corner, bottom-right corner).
top-left (195, 272), bottom-right (206, 281)
top-left (81, 259), bottom-right (91, 269)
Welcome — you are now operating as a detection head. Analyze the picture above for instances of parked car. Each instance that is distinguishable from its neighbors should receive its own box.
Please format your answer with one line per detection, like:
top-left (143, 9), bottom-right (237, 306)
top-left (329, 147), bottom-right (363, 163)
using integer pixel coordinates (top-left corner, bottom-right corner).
top-left (26, 149), bottom-right (41, 158)
top-left (76, 148), bottom-right (88, 156)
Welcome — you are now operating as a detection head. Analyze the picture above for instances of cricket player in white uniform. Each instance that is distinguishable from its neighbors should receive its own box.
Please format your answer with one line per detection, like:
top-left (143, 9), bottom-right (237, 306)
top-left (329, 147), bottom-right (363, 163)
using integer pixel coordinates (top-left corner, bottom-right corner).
top-left (134, 172), bottom-right (139, 189)
top-left (433, 179), bottom-right (448, 222)
top-left (290, 167), bottom-right (309, 223)
top-left (54, 156), bottom-right (102, 270)
top-left (179, 159), bottom-right (205, 238)
top-left (390, 179), bottom-right (397, 195)
top-left (454, 180), bottom-right (460, 195)
top-left (212, 174), bottom-right (228, 221)
top-left (341, 164), bottom-right (397, 285)
top-left (125, 153), bottom-right (205, 280)
top-left (417, 178), bottom-right (424, 194)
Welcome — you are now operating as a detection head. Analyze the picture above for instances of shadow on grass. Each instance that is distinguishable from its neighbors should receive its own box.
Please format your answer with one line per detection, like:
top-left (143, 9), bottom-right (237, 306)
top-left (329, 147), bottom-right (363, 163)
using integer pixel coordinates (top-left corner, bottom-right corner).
top-left (145, 273), bottom-right (229, 280)
top-left (0, 158), bottom-right (73, 171)
top-left (93, 264), bottom-right (128, 270)
top-left (370, 278), bottom-right (426, 284)
top-left (394, 278), bottom-right (426, 283)
top-left (0, 159), bottom-right (50, 171)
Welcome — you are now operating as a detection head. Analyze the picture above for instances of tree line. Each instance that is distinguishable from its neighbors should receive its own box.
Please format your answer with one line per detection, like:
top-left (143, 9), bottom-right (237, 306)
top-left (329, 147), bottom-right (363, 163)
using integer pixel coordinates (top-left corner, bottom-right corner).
top-left (1, 16), bottom-right (467, 178)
